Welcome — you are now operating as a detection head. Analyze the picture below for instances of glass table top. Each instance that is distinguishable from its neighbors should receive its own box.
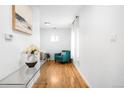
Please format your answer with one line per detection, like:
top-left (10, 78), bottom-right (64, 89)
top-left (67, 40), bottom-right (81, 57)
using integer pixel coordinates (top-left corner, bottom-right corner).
top-left (0, 62), bottom-right (41, 85)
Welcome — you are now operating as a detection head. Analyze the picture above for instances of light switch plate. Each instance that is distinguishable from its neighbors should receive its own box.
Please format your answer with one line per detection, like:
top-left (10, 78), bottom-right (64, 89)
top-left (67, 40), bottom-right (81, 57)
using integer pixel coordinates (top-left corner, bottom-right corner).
top-left (4, 33), bottom-right (13, 41)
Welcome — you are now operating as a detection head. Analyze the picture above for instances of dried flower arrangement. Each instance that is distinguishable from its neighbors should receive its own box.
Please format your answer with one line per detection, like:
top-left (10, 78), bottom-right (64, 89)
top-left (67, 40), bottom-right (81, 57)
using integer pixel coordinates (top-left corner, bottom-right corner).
top-left (24, 44), bottom-right (40, 55)
top-left (23, 44), bottom-right (40, 67)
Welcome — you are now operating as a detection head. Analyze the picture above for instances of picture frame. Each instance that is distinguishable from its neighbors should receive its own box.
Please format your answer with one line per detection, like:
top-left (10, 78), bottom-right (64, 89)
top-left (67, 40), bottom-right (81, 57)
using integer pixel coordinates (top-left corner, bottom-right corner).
top-left (12, 5), bottom-right (32, 34)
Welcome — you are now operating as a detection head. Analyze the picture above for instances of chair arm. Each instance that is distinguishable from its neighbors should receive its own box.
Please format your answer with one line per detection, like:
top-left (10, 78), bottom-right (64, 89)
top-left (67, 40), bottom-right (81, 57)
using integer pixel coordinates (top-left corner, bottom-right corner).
top-left (55, 53), bottom-right (61, 56)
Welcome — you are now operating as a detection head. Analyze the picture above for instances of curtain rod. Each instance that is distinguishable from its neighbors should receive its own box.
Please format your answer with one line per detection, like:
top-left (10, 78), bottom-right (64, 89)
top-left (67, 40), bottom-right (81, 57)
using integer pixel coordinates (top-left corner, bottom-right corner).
top-left (72, 16), bottom-right (79, 24)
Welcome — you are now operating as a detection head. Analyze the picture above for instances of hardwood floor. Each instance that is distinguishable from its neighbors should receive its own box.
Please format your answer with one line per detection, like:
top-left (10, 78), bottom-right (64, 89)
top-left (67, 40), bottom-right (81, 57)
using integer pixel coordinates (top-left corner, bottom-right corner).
top-left (32, 60), bottom-right (89, 88)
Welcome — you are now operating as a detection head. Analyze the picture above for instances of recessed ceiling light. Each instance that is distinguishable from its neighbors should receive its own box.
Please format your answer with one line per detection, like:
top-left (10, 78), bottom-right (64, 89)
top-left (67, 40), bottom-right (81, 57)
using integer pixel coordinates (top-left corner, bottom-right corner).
top-left (44, 22), bottom-right (50, 25)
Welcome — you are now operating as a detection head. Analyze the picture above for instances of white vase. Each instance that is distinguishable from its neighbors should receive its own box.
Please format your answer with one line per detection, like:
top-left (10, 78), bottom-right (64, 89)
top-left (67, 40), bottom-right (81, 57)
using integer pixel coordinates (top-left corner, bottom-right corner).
top-left (26, 54), bottom-right (37, 63)
top-left (25, 54), bottom-right (38, 68)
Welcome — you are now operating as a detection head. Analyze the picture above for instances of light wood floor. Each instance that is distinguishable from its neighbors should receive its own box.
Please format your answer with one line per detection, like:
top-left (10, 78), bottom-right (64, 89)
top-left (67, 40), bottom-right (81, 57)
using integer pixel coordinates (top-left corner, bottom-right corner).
top-left (32, 60), bottom-right (89, 88)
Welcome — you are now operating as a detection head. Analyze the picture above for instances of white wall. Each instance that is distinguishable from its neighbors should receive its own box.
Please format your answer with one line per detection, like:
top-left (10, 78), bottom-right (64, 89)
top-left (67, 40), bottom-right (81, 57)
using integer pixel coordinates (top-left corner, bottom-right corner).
top-left (0, 6), bottom-right (40, 80)
top-left (78, 6), bottom-right (124, 87)
top-left (40, 28), bottom-right (71, 60)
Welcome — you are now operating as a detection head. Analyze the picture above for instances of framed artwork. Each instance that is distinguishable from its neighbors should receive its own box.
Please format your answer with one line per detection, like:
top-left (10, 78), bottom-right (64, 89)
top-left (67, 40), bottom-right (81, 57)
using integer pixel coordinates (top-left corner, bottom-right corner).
top-left (12, 5), bottom-right (32, 34)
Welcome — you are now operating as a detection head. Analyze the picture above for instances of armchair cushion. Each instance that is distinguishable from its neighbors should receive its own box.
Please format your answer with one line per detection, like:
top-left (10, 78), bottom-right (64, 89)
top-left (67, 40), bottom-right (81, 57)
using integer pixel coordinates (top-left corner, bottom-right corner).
top-left (61, 51), bottom-right (66, 56)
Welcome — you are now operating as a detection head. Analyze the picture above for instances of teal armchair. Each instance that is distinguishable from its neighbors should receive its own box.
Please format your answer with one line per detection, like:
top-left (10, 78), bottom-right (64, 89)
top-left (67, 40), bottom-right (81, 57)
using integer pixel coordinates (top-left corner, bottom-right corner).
top-left (54, 50), bottom-right (71, 63)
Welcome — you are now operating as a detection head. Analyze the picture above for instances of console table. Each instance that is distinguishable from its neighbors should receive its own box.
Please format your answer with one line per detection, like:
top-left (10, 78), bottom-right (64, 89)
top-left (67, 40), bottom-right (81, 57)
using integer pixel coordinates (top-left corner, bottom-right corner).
top-left (0, 61), bottom-right (43, 88)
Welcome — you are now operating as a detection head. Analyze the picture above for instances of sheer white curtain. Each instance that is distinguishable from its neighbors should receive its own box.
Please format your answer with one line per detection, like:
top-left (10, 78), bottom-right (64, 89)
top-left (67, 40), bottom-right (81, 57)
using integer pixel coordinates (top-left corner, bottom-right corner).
top-left (71, 16), bottom-right (79, 64)
top-left (71, 21), bottom-right (75, 59)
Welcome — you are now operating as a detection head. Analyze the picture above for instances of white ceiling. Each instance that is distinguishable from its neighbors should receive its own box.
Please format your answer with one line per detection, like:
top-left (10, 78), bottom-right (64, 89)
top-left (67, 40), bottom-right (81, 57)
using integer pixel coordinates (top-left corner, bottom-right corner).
top-left (38, 5), bottom-right (81, 29)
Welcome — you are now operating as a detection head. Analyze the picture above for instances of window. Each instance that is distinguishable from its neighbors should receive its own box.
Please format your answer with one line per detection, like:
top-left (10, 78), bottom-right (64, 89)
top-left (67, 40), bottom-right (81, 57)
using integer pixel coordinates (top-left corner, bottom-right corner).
top-left (50, 35), bottom-right (59, 42)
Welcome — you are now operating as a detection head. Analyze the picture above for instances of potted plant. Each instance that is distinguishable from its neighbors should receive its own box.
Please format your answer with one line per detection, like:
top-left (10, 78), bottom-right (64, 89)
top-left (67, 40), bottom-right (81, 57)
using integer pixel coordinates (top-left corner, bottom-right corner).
top-left (24, 44), bottom-right (40, 68)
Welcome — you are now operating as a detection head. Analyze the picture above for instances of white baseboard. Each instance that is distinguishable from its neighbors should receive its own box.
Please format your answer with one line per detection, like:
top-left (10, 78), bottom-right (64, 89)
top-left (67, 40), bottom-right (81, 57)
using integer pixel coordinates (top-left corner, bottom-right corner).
top-left (73, 63), bottom-right (91, 88)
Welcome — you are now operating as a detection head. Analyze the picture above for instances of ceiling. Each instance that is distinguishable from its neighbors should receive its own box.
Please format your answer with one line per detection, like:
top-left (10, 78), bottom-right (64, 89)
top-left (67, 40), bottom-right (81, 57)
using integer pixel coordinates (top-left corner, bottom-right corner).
top-left (38, 5), bottom-right (81, 29)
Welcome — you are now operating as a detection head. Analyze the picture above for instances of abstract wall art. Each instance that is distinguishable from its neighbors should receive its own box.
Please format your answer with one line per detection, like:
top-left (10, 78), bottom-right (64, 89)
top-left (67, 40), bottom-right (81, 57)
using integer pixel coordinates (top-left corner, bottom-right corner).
top-left (12, 5), bottom-right (32, 34)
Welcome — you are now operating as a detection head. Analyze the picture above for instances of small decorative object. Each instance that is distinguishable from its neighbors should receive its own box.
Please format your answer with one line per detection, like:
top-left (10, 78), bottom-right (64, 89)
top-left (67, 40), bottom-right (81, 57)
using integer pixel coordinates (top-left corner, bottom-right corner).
top-left (45, 53), bottom-right (50, 61)
top-left (24, 44), bottom-right (40, 68)
top-left (12, 5), bottom-right (32, 34)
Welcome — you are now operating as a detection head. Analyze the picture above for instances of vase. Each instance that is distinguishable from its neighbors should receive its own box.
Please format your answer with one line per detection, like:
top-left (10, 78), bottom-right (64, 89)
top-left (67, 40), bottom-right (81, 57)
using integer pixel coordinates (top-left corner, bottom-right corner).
top-left (25, 54), bottom-right (38, 68)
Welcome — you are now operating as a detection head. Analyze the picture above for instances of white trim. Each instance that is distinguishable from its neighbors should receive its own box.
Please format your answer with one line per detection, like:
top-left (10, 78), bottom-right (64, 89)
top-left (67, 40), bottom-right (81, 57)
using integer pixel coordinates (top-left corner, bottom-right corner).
top-left (73, 63), bottom-right (91, 88)
top-left (26, 70), bottom-right (40, 88)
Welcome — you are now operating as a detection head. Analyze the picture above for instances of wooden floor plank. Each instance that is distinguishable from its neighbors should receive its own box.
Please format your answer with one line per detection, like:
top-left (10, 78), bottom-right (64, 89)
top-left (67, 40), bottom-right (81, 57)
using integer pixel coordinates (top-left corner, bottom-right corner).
top-left (32, 60), bottom-right (89, 88)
